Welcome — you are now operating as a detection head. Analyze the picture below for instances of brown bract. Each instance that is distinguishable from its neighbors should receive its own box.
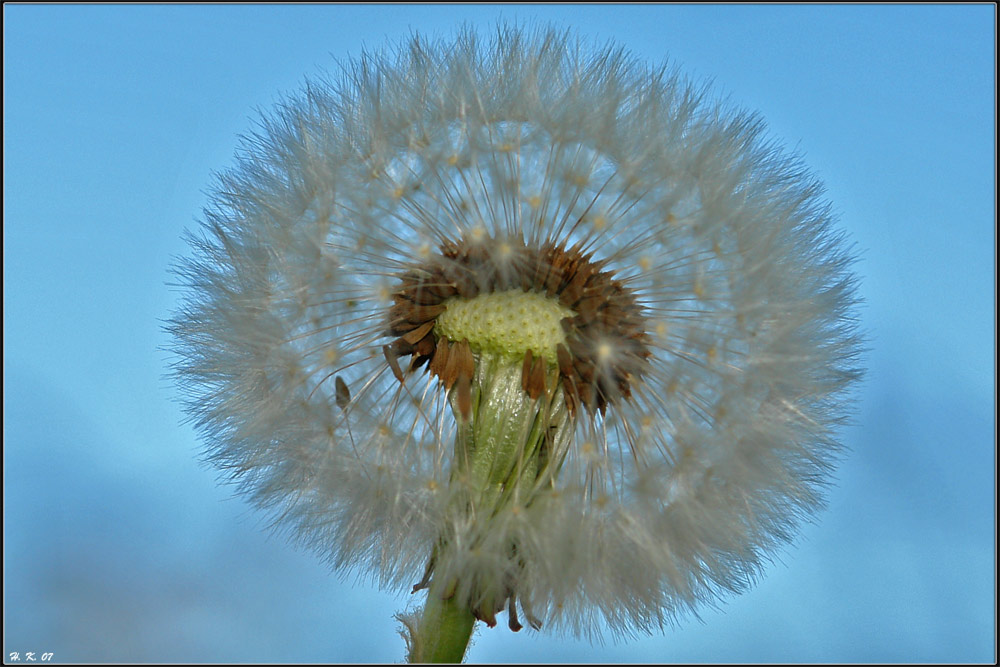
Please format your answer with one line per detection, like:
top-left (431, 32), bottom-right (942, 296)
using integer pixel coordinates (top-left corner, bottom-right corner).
top-left (384, 235), bottom-right (652, 418)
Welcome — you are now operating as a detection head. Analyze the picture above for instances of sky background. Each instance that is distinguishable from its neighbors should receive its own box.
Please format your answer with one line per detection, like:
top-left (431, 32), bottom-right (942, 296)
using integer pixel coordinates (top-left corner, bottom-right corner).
top-left (3, 4), bottom-right (995, 664)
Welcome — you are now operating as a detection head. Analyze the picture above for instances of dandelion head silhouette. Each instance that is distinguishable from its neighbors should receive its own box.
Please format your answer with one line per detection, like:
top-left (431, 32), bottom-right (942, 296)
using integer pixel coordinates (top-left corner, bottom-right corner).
top-left (170, 25), bottom-right (862, 640)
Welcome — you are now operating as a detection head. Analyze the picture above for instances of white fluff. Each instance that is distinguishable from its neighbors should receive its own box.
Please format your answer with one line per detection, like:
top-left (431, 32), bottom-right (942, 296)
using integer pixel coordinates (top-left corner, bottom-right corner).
top-left (169, 24), bottom-right (862, 638)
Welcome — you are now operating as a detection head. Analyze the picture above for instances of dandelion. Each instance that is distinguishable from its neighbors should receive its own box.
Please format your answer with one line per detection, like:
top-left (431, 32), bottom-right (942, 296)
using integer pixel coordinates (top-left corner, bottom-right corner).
top-left (170, 25), bottom-right (862, 662)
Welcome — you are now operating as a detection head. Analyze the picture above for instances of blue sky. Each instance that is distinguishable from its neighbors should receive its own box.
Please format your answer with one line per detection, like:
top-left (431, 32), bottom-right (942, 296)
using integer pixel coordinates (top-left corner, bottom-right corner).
top-left (3, 4), bottom-right (995, 663)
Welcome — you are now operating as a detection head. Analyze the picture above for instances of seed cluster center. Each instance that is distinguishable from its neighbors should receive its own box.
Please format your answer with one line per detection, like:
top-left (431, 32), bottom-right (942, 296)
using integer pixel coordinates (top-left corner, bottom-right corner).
top-left (434, 288), bottom-right (574, 364)
top-left (385, 235), bottom-right (651, 417)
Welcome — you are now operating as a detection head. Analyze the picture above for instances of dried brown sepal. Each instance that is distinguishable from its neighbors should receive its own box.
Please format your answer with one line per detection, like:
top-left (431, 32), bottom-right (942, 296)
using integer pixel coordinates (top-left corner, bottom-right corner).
top-left (453, 340), bottom-right (476, 420)
top-left (413, 330), bottom-right (436, 357)
top-left (579, 380), bottom-right (601, 415)
top-left (575, 294), bottom-right (604, 324)
top-left (408, 284), bottom-right (447, 305)
top-left (478, 606), bottom-right (498, 629)
top-left (544, 260), bottom-right (564, 296)
top-left (567, 337), bottom-right (591, 361)
top-left (521, 349), bottom-right (534, 394)
top-left (556, 344), bottom-right (574, 378)
top-left (383, 344), bottom-right (404, 382)
top-left (388, 303), bottom-right (447, 330)
top-left (527, 355), bottom-right (547, 400)
top-left (454, 274), bottom-right (479, 299)
top-left (408, 333), bottom-right (436, 372)
top-left (456, 374), bottom-right (472, 421)
top-left (400, 319), bottom-right (436, 345)
top-left (411, 557), bottom-right (435, 594)
top-left (531, 248), bottom-right (552, 292)
top-left (440, 338), bottom-right (462, 391)
top-left (560, 263), bottom-right (592, 306)
top-left (334, 376), bottom-right (351, 409)
top-left (561, 374), bottom-right (579, 416)
top-left (429, 336), bottom-right (450, 378)
top-left (426, 281), bottom-right (458, 300)
top-left (507, 598), bottom-right (523, 632)
top-left (596, 373), bottom-right (622, 407)
top-left (574, 356), bottom-right (595, 384)
top-left (453, 339), bottom-right (475, 383)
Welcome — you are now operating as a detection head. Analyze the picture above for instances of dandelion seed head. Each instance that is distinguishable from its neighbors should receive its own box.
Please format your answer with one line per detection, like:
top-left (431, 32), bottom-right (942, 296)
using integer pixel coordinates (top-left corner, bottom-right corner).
top-left (169, 24), bottom-right (862, 639)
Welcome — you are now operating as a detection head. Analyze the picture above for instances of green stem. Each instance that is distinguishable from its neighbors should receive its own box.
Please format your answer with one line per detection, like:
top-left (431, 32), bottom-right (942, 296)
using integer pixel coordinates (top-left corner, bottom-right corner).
top-left (410, 584), bottom-right (476, 663)
top-left (405, 353), bottom-right (569, 662)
